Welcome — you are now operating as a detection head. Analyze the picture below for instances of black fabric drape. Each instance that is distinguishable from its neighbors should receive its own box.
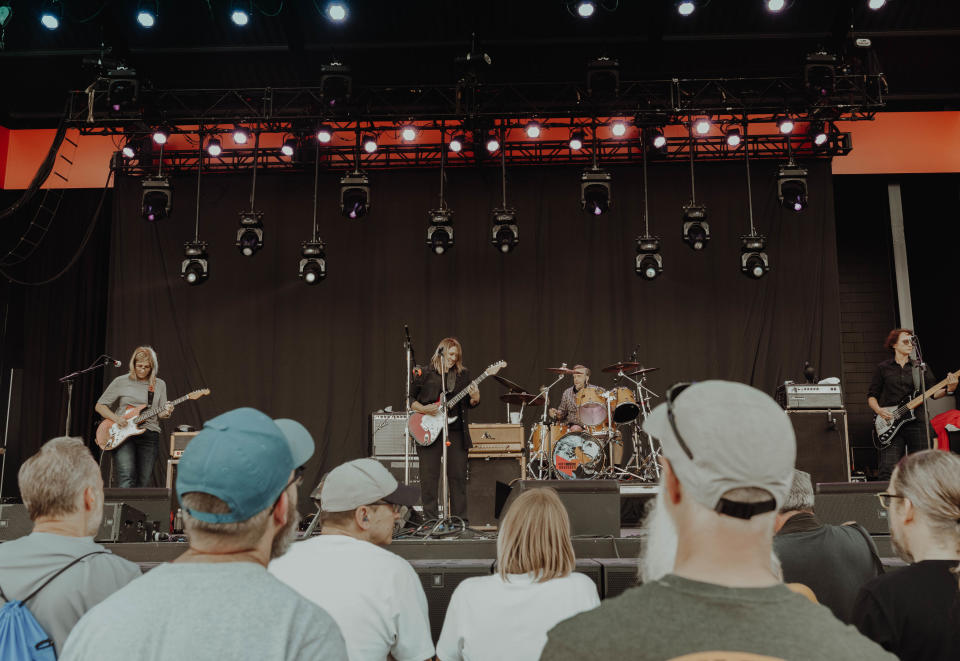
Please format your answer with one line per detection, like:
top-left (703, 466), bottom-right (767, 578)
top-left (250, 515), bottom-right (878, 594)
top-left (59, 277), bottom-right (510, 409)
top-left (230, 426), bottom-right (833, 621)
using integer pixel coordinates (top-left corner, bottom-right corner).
top-left (105, 161), bottom-right (841, 512)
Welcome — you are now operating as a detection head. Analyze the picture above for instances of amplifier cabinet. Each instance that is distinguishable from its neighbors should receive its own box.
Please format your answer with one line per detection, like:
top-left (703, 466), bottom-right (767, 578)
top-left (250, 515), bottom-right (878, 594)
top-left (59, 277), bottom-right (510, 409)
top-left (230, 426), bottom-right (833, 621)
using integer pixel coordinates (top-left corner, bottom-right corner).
top-left (374, 455), bottom-right (421, 488)
top-left (787, 409), bottom-right (851, 485)
top-left (466, 455), bottom-right (523, 528)
top-left (170, 431), bottom-right (198, 458)
top-left (468, 423), bottom-right (524, 446)
top-left (95, 503), bottom-right (147, 543)
top-left (371, 413), bottom-right (409, 456)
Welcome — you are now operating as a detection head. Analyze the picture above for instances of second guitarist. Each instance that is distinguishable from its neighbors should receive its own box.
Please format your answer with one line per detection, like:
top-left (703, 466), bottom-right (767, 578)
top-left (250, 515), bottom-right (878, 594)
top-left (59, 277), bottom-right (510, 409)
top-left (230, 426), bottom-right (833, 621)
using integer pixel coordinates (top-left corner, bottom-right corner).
top-left (867, 329), bottom-right (957, 480)
top-left (410, 337), bottom-right (480, 523)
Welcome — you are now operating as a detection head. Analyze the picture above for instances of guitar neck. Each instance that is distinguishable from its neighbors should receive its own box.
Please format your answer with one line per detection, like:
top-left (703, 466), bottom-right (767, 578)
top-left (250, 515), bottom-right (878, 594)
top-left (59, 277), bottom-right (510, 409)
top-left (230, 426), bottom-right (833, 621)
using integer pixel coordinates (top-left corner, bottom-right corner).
top-left (446, 373), bottom-right (491, 409)
top-left (906, 369), bottom-right (960, 410)
top-left (134, 393), bottom-right (190, 424)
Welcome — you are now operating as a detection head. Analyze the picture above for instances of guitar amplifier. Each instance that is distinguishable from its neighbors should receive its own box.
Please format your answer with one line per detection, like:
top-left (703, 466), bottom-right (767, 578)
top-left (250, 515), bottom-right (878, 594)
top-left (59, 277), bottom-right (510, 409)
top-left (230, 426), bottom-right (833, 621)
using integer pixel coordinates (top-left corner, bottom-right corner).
top-left (374, 455), bottom-right (421, 488)
top-left (778, 383), bottom-right (843, 409)
top-left (371, 412), bottom-right (409, 456)
top-left (170, 431), bottom-right (198, 458)
top-left (468, 423), bottom-right (524, 455)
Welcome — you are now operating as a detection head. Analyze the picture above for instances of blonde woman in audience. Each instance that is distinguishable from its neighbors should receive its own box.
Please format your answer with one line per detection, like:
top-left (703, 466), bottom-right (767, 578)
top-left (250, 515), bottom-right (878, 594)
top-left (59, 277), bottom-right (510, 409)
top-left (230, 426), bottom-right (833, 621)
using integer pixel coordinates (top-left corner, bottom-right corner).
top-left (436, 487), bottom-right (599, 661)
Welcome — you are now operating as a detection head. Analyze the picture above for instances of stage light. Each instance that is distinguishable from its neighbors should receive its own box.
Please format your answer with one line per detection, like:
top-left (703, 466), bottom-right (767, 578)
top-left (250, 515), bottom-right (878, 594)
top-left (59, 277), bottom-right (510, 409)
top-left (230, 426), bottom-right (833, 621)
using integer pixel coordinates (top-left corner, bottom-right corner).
top-left (726, 128), bottom-right (742, 148)
top-left (576, 1), bottom-right (596, 17)
top-left (868, 0), bottom-right (886, 9)
top-left (765, 0), bottom-right (786, 11)
top-left (316, 125), bottom-right (333, 143)
top-left (569, 130), bottom-right (584, 151)
top-left (40, 1), bottom-right (61, 30)
top-left (181, 241), bottom-right (209, 285)
top-left (107, 70), bottom-right (140, 112)
top-left (426, 208), bottom-right (454, 255)
top-left (207, 138), bottom-right (222, 157)
top-left (362, 134), bottom-right (378, 153)
top-left (320, 62), bottom-right (352, 108)
top-left (230, 5), bottom-right (250, 26)
top-left (232, 126), bottom-right (251, 145)
top-left (236, 210), bottom-right (264, 256)
top-left (694, 118), bottom-right (711, 135)
top-left (281, 138), bottom-right (297, 157)
top-left (635, 237), bottom-right (662, 280)
top-left (137, 1), bottom-right (158, 27)
top-left (646, 128), bottom-right (668, 153)
top-left (525, 121), bottom-right (541, 139)
top-left (778, 116), bottom-right (795, 134)
top-left (682, 203), bottom-right (710, 250)
top-left (141, 176), bottom-right (171, 222)
top-left (485, 133), bottom-right (500, 153)
top-left (401, 125), bottom-right (417, 142)
top-left (778, 163), bottom-right (808, 212)
top-left (610, 120), bottom-right (627, 137)
top-left (299, 241), bottom-right (327, 284)
top-left (449, 134), bottom-right (464, 153)
top-left (581, 168), bottom-right (612, 216)
top-left (741, 235), bottom-right (769, 278)
top-left (326, 1), bottom-right (347, 22)
top-left (340, 170), bottom-right (370, 219)
top-left (676, 1), bottom-right (696, 17)
top-left (152, 127), bottom-right (169, 145)
top-left (121, 144), bottom-right (136, 159)
top-left (491, 208), bottom-right (519, 253)
top-left (805, 51), bottom-right (837, 97)
top-left (810, 121), bottom-right (830, 147)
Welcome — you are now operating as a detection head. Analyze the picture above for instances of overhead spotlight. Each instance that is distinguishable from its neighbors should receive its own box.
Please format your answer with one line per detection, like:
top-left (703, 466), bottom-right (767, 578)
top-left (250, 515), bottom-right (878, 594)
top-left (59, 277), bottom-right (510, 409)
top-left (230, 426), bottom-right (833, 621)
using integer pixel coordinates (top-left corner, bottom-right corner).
top-left (401, 125), bottom-right (417, 142)
top-left (232, 126), bottom-right (251, 145)
top-left (141, 176), bottom-right (172, 222)
top-left (106, 68), bottom-right (140, 113)
top-left (586, 57), bottom-right (619, 100)
top-left (741, 235), bottom-right (770, 279)
top-left (726, 128), bottom-right (742, 148)
top-left (682, 203), bottom-right (710, 250)
top-left (575, 0), bottom-right (596, 17)
top-left (340, 170), bottom-right (370, 219)
top-left (136, 1), bottom-right (158, 27)
top-left (676, 1), bottom-right (697, 17)
top-left (40, 1), bottom-right (61, 29)
top-left (230, 4), bottom-right (250, 26)
top-left (610, 120), bottom-right (627, 137)
top-left (426, 208), bottom-right (454, 255)
top-left (569, 130), bottom-right (584, 151)
top-left (180, 241), bottom-right (209, 285)
top-left (868, 0), bottom-right (886, 10)
top-left (805, 51), bottom-right (838, 97)
top-left (810, 121), bottom-right (830, 147)
top-left (778, 162), bottom-right (808, 212)
top-left (491, 208), bottom-right (519, 253)
top-left (778, 116), bottom-right (795, 134)
top-left (485, 132), bottom-right (500, 153)
top-left (207, 138), bottom-right (222, 157)
top-left (693, 118), bottom-right (711, 136)
top-left (121, 144), bottom-right (136, 159)
top-left (362, 134), bottom-right (378, 154)
top-left (152, 127), bottom-right (169, 145)
top-left (646, 128), bottom-right (668, 153)
top-left (281, 138), bottom-right (298, 157)
top-left (320, 62), bottom-right (353, 108)
top-left (525, 121), bottom-right (541, 139)
top-left (635, 237), bottom-right (663, 280)
top-left (449, 134), bottom-right (464, 153)
top-left (581, 168), bottom-right (612, 216)
top-left (325, 1), bottom-right (348, 22)
top-left (316, 125), bottom-right (333, 143)
top-left (236, 210), bottom-right (264, 256)
top-left (765, 0), bottom-right (786, 12)
top-left (299, 241), bottom-right (327, 284)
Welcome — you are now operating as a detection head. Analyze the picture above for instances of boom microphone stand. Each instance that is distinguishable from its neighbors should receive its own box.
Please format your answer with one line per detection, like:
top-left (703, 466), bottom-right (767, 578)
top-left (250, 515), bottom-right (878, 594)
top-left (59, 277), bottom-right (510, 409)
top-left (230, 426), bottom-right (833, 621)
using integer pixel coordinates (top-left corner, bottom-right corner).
top-left (58, 356), bottom-right (119, 436)
top-left (403, 325), bottom-right (416, 484)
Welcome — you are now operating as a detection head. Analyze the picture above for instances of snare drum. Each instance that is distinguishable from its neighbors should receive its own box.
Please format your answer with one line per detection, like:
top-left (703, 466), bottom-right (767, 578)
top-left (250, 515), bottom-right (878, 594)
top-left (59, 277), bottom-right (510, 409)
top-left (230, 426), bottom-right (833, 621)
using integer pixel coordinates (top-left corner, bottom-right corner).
top-left (530, 424), bottom-right (568, 454)
top-left (551, 432), bottom-right (604, 479)
top-left (611, 387), bottom-right (640, 423)
top-left (576, 387), bottom-right (609, 426)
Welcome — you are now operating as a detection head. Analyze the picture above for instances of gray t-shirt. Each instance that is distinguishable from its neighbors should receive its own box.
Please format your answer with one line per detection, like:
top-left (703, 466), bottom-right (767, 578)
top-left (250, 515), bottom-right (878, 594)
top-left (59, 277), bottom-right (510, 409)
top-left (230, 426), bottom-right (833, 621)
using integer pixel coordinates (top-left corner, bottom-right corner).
top-left (0, 532), bottom-right (141, 655)
top-left (540, 574), bottom-right (897, 661)
top-left (97, 375), bottom-right (168, 433)
top-left (60, 561), bottom-right (348, 661)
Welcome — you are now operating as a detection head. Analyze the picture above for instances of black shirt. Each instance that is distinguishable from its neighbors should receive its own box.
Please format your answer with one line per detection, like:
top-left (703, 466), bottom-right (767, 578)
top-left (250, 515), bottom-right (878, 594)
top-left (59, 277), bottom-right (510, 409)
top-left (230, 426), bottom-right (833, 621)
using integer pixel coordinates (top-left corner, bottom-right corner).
top-left (411, 366), bottom-right (477, 446)
top-left (867, 358), bottom-right (936, 408)
top-left (852, 559), bottom-right (960, 661)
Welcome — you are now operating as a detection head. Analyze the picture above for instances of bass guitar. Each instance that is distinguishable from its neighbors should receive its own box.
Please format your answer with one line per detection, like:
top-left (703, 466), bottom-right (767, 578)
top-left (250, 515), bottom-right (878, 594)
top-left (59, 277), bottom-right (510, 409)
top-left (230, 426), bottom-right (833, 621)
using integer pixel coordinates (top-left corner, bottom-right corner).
top-left (408, 361), bottom-right (506, 446)
top-left (873, 370), bottom-right (958, 449)
top-left (95, 388), bottom-right (211, 451)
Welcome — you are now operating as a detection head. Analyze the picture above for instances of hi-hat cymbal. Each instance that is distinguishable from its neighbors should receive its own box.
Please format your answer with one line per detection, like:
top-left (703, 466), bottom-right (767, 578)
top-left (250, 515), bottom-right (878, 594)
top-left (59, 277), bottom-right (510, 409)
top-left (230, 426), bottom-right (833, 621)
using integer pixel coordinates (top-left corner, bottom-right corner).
top-left (545, 366), bottom-right (574, 374)
top-left (626, 366), bottom-right (660, 377)
top-left (491, 374), bottom-right (527, 392)
top-left (500, 392), bottom-right (546, 405)
top-left (601, 361), bottom-right (641, 374)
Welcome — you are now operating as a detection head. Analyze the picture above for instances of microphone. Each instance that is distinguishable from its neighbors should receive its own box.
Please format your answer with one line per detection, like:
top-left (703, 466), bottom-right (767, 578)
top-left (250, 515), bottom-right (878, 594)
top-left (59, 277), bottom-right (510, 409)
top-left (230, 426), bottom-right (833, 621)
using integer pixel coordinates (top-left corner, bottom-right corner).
top-left (404, 324), bottom-right (411, 341)
top-left (106, 356), bottom-right (123, 367)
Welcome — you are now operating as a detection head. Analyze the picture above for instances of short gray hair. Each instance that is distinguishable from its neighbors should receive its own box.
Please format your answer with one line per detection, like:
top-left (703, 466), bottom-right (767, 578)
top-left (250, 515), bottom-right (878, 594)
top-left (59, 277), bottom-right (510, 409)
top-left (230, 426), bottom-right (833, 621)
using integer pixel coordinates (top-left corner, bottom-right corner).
top-left (780, 470), bottom-right (815, 513)
top-left (19, 437), bottom-right (101, 520)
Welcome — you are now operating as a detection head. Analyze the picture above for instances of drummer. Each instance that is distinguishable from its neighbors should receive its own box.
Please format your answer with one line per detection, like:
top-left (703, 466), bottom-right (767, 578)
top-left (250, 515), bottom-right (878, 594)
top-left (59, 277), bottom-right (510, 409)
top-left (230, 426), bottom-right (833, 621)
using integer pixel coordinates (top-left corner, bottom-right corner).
top-left (549, 365), bottom-right (604, 432)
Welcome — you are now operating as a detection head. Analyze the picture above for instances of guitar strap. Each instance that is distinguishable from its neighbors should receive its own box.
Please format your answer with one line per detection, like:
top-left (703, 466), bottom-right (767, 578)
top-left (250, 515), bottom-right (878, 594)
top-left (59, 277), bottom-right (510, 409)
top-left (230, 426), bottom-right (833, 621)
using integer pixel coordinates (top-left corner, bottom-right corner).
top-left (147, 386), bottom-right (154, 407)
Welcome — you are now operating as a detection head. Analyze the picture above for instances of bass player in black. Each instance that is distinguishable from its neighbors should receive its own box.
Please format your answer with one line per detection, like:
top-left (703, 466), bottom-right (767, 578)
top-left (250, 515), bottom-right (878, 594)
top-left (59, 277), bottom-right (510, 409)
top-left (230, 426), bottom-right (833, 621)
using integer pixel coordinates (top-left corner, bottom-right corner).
top-left (867, 328), bottom-right (957, 480)
top-left (410, 337), bottom-right (480, 523)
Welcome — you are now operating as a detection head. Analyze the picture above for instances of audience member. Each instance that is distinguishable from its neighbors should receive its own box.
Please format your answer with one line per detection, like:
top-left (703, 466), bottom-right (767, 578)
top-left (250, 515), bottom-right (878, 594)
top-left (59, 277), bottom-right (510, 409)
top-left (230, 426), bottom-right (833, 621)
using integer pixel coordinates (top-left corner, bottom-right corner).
top-left (0, 437), bottom-right (140, 655)
top-left (436, 487), bottom-right (599, 661)
top-left (851, 449), bottom-right (960, 660)
top-left (773, 469), bottom-right (882, 622)
top-left (541, 380), bottom-right (896, 660)
top-left (60, 408), bottom-right (347, 661)
top-left (269, 457), bottom-right (432, 661)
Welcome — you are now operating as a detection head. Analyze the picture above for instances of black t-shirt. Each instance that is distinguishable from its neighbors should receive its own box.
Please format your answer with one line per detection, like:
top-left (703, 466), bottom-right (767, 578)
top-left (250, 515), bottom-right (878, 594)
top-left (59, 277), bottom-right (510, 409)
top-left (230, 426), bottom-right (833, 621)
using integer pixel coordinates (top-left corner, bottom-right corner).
top-left (411, 366), bottom-right (476, 443)
top-left (867, 358), bottom-right (937, 408)
top-left (852, 559), bottom-right (960, 661)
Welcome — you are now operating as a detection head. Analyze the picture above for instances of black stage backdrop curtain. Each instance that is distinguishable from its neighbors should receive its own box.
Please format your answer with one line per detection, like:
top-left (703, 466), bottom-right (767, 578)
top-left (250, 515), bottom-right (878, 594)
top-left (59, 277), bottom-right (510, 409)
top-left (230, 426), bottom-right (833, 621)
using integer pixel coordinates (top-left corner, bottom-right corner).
top-left (108, 160), bottom-right (840, 510)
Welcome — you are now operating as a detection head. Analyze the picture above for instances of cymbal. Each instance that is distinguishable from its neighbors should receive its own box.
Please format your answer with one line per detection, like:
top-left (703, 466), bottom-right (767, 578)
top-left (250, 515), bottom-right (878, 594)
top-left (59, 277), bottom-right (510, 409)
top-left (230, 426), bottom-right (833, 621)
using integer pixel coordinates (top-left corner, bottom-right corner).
top-left (491, 374), bottom-right (527, 392)
top-left (499, 392), bottom-right (546, 405)
top-left (601, 361), bottom-right (641, 374)
top-left (626, 366), bottom-right (660, 377)
top-left (545, 366), bottom-right (574, 374)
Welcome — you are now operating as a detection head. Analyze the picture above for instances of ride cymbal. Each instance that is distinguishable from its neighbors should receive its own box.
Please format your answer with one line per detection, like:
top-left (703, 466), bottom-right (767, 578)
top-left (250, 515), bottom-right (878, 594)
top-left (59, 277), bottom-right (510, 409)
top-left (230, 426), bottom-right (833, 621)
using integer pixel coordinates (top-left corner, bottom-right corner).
top-left (601, 361), bottom-right (641, 374)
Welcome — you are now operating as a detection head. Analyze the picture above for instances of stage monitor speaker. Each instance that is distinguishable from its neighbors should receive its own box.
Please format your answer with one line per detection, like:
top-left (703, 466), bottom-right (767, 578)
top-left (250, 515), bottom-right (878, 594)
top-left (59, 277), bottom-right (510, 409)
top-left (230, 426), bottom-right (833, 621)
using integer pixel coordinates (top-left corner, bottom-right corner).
top-left (597, 558), bottom-right (641, 599)
top-left (104, 487), bottom-right (173, 532)
top-left (95, 503), bottom-right (147, 543)
top-left (0, 503), bottom-right (32, 540)
top-left (466, 455), bottom-right (522, 527)
top-left (370, 413), bottom-right (407, 456)
top-left (503, 480), bottom-right (620, 538)
top-left (787, 409), bottom-right (851, 485)
top-left (815, 481), bottom-right (889, 535)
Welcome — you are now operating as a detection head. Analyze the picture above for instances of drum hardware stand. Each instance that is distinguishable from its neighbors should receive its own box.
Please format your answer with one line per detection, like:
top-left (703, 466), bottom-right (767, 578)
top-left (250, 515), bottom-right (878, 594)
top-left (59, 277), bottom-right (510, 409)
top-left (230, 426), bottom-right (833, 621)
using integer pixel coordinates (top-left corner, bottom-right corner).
top-left (526, 372), bottom-right (565, 480)
top-left (612, 369), bottom-right (662, 481)
top-left (600, 389), bottom-right (634, 480)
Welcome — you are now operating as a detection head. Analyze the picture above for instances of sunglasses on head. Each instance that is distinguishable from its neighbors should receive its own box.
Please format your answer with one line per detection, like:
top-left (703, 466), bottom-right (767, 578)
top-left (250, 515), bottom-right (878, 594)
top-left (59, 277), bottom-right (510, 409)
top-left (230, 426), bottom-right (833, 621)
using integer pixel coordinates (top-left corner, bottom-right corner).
top-left (666, 382), bottom-right (696, 460)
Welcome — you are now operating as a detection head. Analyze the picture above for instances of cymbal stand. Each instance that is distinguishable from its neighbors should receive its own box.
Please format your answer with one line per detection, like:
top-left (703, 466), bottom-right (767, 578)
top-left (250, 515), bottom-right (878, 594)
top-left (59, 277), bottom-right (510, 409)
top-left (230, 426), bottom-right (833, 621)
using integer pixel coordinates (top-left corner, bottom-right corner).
top-left (526, 373), bottom-right (565, 480)
top-left (600, 389), bottom-right (632, 480)
top-left (634, 374), bottom-right (662, 481)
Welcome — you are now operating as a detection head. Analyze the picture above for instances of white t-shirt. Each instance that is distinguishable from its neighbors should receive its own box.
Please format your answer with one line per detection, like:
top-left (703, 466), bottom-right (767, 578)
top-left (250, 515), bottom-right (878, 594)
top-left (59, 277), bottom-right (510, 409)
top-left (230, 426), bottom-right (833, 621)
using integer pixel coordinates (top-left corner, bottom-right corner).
top-left (435, 571), bottom-right (600, 661)
top-left (269, 534), bottom-right (434, 661)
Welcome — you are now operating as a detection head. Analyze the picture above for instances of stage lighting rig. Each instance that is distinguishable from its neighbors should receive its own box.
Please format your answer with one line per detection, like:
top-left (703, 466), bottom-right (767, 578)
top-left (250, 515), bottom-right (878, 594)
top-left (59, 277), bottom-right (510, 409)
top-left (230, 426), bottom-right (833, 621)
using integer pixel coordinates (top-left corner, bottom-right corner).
top-left (316, 125), bottom-right (333, 143)
top-left (152, 127), bottom-right (169, 145)
top-left (206, 138), bottom-right (222, 157)
top-left (281, 138), bottom-right (298, 157)
top-left (645, 128), bottom-right (668, 153)
top-left (320, 63), bottom-right (352, 108)
top-left (121, 144), bottom-right (136, 159)
top-left (587, 57), bottom-right (619, 100)
top-left (105, 66), bottom-right (140, 113)
top-left (635, 237), bottom-right (662, 280)
top-left (426, 208), bottom-right (454, 255)
top-left (401, 125), bottom-right (417, 142)
top-left (484, 132), bottom-right (500, 153)
top-left (362, 134), bottom-right (378, 153)
top-left (741, 235), bottom-right (769, 279)
top-left (810, 122), bottom-right (830, 147)
top-left (40, 1), bottom-right (61, 29)
top-left (232, 126), bottom-right (251, 145)
top-left (581, 168), bottom-right (611, 216)
top-left (525, 121), bottom-right (541, 139)
top-left (236, 211), bottom-right (264, 256)
top-left (805, 51), bottom-right (838, 98)
top-left (340, 170), bottom-right (370, 219)
top-left (778, 162), bottom-right (808, 212)
top-left (682, 204), bottom-right (710, 250)
top-left (610, 120), bottom-right (627, 137)
top-left (299, 241), bottom-right (327, 284)
top-left (137, 0), bottom-right (158, 27)
top-left (569, 131), bottom-right (584, 151)
top-left (491, 208), bottom-right (519, 254)
top-left (180, 241), bottom-right (209, 285)
top-left (141, 176), bottom-right (171, 221)
top-left (778, 116), bottom-right (795, 134)
top-left (726, 127), bottom-right (742, 148)
top-left (693, 118), bottom-right (711, 136)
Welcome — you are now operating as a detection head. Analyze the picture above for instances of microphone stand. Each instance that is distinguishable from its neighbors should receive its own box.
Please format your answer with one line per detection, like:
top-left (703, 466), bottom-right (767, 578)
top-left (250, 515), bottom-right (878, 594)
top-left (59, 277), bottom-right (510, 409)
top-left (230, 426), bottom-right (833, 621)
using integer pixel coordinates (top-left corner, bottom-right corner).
top-left (912, 335), bottom-right (934, 450)
top-left (427, 348), bottom-right (461, 537)
top-left (403, 326), bottom-right (415, 485)
top-left (58, 356), bottom-right (116, 437)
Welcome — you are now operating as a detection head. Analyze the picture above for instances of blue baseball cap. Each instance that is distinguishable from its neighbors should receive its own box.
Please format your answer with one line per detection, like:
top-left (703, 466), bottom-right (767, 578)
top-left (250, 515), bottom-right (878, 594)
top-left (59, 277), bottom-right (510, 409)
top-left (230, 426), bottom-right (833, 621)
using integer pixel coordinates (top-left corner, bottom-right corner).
top-left (176, 407), bottom-right (315, 524)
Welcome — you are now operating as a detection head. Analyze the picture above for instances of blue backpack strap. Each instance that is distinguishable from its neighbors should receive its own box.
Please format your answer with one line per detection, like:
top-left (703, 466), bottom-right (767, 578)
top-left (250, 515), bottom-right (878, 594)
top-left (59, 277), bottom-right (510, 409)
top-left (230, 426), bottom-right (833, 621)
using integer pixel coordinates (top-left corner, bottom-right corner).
top-left (21, 551), bottom-right (108, 605)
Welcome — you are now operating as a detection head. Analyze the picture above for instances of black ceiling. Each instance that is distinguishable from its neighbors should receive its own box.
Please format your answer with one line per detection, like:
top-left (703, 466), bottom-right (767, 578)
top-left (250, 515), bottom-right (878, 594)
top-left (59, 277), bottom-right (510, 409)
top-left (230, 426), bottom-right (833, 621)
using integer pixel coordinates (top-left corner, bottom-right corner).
top-left (1, 0), bottom-right (958, 127)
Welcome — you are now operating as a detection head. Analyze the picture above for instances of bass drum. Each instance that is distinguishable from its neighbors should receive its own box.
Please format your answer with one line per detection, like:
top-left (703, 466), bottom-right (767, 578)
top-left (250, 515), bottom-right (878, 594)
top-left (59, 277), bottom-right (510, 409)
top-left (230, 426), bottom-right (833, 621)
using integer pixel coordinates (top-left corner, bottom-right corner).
top-left (551, 432), bottom-right (604, 479)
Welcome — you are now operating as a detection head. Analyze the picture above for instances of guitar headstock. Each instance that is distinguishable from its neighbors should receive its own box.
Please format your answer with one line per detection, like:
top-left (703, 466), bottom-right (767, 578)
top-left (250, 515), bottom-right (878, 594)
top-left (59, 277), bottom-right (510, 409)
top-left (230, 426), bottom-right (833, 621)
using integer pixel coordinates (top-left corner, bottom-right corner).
top-left (485, 361), bottom-right (507, 376)
top-left (188, 388), bottom-right (211, 400)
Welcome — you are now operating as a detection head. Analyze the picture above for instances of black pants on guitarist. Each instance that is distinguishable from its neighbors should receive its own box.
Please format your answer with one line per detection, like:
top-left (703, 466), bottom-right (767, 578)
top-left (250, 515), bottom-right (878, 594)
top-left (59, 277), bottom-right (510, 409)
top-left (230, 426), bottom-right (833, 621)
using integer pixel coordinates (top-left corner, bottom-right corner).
top-left (416, 428), bottom-right (469, 521)
top-left (877, 420), bottom-right (931, 481)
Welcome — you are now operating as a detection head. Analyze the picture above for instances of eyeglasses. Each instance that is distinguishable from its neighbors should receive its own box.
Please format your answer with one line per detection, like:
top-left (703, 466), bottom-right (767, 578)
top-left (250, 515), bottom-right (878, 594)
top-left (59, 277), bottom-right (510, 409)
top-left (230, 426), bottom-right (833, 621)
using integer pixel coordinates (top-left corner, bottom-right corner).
top-left (876, 492), bottom-right (907, 509)
top-left (665, 382), bottom-right (695, 460)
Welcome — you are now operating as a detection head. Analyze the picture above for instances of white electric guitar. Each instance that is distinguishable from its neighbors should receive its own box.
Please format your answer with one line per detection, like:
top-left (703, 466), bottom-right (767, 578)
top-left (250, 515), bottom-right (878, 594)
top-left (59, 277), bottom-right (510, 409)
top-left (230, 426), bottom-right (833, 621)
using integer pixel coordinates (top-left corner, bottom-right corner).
top-left (95, 388), bottom-right (211, 451)
top-left (408, 361), bottom-right (506, 446)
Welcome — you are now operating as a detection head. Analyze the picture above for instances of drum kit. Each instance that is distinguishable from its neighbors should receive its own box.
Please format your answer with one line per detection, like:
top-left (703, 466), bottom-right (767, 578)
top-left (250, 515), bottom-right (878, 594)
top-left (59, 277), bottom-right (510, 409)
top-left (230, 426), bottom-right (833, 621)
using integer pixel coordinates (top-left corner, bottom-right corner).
top-left (494, 360), bottom-right (663, 481)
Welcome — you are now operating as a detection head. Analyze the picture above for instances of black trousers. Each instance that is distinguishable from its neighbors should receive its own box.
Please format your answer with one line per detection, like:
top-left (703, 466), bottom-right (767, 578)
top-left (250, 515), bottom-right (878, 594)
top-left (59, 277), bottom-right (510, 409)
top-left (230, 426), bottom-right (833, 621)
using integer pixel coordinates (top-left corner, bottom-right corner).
top-left (416, 428), bottom-right (468, 521)
top-left (878, 419), bottom-right (934, 480)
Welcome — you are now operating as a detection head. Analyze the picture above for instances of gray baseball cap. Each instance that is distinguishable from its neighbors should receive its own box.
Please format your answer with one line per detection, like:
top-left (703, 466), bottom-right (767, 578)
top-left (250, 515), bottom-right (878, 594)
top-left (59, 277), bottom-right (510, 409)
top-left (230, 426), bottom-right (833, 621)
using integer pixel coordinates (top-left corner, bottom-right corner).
top-left (643, 380), bottom-right (796, 518)
top-left (319, 458), bottom-right (420, 512)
